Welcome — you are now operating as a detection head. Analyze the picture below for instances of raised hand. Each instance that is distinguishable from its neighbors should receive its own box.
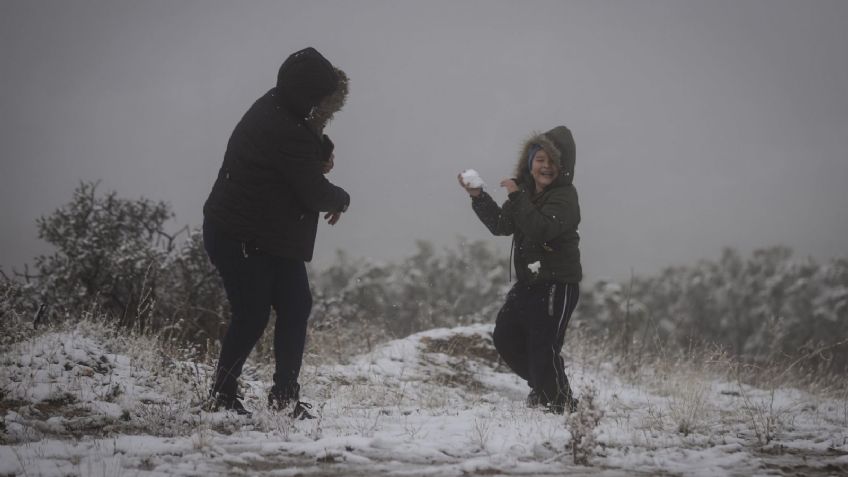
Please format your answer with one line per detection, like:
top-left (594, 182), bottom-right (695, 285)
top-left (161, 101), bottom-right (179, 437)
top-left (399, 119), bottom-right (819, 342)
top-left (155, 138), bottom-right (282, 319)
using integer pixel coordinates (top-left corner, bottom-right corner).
top-left (324, 211), bottom-right (342, 225)
top-left (499, 178), bottom-right (519, 194)
top-left (457, 173), bottom-right (482, 198)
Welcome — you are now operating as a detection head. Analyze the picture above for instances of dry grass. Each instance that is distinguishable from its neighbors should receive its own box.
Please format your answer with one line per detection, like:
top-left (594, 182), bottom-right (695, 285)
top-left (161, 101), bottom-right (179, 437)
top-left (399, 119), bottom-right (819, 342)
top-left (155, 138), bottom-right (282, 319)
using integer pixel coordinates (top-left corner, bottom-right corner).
top-left (563, 324), bottom-right (847, 455)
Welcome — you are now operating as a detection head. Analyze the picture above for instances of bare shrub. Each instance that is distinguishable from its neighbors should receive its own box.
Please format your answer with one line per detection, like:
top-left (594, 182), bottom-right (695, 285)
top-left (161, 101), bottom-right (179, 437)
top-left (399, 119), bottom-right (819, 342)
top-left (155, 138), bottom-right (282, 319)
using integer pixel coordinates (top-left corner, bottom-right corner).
top-left (567, 386), bottom-right (603, 465)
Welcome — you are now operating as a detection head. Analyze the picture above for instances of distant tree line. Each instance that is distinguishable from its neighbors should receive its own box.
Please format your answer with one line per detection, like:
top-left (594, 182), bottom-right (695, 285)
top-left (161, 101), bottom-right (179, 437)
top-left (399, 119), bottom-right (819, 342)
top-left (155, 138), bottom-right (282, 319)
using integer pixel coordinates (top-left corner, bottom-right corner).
top-left (578, 247), bottom-right (848, 373)
top-left (2, 182), bottom-right (845, 373)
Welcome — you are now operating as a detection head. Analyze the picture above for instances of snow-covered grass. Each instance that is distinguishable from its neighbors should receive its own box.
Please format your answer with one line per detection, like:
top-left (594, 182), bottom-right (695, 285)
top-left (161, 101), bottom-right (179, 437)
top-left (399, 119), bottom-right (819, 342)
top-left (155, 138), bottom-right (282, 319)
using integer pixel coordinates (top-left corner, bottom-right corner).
top-left (1, 319), bottom-right (847, 476)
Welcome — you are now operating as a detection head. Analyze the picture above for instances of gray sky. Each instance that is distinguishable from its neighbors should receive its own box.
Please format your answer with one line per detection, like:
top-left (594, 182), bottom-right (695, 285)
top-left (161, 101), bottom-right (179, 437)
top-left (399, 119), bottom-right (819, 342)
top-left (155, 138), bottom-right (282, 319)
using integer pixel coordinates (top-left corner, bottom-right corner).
top-left (2, 0), bottom-right (847, 281)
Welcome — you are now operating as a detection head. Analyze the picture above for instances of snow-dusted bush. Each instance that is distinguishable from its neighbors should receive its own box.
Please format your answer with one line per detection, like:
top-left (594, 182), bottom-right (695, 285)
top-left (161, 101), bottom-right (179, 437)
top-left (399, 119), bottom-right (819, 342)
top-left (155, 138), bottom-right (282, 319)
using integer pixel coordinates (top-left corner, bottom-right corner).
top-left (33, 181), bottom-right (173, 326)
top-left (578, 247), bottom-right (848, 373)
top-left (305, 240), bottom-right (510, 360)
top-left (0, 280), bottom-right (41, 346)
top-left (9, 182), bottom-right (228, 352)
top-left (155, 229), bottom-right (229, 348)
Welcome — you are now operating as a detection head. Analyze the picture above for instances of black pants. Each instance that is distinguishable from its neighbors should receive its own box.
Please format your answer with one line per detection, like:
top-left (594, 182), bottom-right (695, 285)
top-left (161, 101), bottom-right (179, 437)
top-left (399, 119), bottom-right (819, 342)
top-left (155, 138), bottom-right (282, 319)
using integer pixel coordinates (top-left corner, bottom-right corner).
top-left (203, 220), bottom-right (312, 397)
top-left (492, 281), bottom-right (580, 405)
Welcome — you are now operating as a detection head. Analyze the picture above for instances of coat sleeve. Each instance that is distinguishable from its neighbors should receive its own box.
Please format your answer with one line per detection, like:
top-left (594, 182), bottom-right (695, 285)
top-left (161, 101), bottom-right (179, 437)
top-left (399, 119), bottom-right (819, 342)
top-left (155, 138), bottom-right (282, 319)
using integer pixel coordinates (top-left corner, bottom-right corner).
top-left (506, 188), bottom-right (578, 242)
top-left (471, 191), bottom-right (515, 236)
top-left (270, 132), bottom-right (350, 213)
top-left (285, 156), bottom-right (350, 213)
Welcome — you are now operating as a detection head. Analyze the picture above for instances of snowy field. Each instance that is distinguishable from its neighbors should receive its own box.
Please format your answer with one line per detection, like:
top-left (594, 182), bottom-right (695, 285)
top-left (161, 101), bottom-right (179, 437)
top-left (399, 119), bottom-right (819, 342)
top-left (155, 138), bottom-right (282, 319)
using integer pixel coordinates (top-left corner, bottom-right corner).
top-left (1, 322), bottom-right (847, 476)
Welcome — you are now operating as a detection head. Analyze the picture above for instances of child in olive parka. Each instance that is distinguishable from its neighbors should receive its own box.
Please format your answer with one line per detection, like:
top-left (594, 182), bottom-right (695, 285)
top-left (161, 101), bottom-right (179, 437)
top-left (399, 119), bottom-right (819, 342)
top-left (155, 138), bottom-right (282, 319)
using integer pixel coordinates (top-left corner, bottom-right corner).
top-left (459, 125), bottom-right (581, 413)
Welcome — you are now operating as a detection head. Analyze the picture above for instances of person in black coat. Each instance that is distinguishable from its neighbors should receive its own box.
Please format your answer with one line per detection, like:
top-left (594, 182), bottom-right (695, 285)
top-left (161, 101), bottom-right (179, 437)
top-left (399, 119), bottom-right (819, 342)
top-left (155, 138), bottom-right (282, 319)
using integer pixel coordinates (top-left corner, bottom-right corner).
top-left (458, 126), bottom-right (581, 414)
top-left (202, 47), bottom-right (350, 418)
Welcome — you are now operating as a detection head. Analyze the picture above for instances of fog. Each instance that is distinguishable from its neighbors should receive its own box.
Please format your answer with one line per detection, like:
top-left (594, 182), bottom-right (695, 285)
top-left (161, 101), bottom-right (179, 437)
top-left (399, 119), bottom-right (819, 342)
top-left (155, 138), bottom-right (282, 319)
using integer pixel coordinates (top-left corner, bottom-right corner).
top-left (2, 0), bottom-right (847, 281)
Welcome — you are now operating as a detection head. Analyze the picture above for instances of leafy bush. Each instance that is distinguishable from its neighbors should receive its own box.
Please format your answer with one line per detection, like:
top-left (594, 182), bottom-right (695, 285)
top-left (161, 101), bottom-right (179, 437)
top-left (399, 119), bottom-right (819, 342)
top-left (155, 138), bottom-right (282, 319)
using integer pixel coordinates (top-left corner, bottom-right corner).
top-left (577, 247), bottom-right (848, 373)
top-left (10, 181), bottom-right (228, 351)
top-left (33, 181), bottom-right (173, 326)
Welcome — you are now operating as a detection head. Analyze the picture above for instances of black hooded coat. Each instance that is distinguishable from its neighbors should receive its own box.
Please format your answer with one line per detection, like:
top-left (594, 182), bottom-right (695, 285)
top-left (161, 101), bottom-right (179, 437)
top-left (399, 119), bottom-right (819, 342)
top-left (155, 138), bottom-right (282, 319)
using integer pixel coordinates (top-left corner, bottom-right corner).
top-left (203, 48), bottom-right (350, 262)
top-left (471, 126), bottom-right (582, 283)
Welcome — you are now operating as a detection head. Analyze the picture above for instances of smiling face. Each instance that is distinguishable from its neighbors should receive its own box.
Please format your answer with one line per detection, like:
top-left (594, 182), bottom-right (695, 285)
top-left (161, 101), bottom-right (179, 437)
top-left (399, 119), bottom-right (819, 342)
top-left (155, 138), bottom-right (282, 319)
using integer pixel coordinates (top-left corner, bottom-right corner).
top-left (530, 149), bottom-right (559, 192)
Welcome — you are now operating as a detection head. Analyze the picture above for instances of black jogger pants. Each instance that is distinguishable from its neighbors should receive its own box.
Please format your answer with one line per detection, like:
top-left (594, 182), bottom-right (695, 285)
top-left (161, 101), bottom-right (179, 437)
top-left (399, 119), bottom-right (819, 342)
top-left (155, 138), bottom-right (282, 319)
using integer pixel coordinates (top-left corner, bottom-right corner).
top-left (203, 219), bottom-right (312, 398)
top-left (492, 281), bottom-right (580, 406)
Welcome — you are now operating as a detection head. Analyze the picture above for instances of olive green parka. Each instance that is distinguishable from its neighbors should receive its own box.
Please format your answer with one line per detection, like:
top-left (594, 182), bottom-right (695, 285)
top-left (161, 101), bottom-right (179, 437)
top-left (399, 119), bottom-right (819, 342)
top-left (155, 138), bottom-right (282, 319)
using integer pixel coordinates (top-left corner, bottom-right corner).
top-left (471, 126), bottom-right (582, 284)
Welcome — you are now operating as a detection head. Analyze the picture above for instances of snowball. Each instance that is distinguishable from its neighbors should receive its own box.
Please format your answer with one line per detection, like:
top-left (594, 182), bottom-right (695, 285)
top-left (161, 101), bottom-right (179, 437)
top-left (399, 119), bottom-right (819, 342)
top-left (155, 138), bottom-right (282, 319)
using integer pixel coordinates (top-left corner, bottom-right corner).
top-left (527, 261), bottom-right (541, 274)
top-left (460, 169), bottom-right (485, 189)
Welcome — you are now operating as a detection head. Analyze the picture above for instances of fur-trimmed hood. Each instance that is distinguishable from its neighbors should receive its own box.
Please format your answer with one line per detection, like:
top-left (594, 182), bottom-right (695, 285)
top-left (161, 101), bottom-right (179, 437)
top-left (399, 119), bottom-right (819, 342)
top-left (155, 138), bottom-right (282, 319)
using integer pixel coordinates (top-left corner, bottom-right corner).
top-left (514, 126), bottom-right (576, 188)
top-left (276, 47), bottom-right (348, 131)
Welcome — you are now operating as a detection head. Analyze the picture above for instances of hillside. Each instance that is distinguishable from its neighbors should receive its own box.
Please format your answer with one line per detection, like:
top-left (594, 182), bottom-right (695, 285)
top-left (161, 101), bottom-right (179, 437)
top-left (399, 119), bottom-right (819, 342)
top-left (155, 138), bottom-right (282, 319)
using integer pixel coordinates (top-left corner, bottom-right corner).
top-left (1, 322), bottom-right (846, 476)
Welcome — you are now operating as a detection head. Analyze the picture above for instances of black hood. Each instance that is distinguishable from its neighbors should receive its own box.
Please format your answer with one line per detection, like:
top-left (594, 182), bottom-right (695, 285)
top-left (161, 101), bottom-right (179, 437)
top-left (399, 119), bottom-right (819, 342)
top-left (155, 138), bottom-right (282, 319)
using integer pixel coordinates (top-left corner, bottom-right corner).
top-left (276, 47), bottom-right (344, 120)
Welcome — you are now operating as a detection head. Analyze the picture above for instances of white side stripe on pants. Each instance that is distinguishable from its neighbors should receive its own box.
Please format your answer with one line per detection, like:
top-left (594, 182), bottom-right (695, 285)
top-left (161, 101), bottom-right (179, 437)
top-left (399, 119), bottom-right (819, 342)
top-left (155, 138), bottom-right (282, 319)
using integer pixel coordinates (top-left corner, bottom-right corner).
top-left (552, 283), bottom-right (578, 397)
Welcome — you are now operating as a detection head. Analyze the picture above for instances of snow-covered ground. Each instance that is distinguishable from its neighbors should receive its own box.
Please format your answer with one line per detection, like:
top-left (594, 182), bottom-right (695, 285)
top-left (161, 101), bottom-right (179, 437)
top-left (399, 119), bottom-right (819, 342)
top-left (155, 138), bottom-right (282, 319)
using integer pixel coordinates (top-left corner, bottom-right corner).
top-left (1, 322), bottom-right (846, 476)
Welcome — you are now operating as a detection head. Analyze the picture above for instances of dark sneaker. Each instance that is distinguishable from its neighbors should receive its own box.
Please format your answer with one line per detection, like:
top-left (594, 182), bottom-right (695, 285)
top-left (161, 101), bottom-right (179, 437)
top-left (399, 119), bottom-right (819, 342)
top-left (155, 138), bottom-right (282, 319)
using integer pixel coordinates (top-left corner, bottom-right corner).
top-left (290, 401), bottom-right (317, 420)
top-left (269, 395), bottom-right (317, 420)
top-left (526, 389), bottom-right (545, 408)
top-left (268, 383), bottom-right (317, 419)
top-left (208, 392), bottom-right (252, 417)
top-left (268, 383), bottom-right (298, 412)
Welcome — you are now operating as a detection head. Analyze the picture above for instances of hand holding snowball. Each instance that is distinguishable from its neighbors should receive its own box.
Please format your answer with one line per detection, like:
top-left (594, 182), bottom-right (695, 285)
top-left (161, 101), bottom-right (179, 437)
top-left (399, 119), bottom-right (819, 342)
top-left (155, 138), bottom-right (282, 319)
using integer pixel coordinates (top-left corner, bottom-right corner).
top-left (458, 169), bottom-right (485, 198)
